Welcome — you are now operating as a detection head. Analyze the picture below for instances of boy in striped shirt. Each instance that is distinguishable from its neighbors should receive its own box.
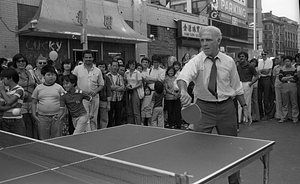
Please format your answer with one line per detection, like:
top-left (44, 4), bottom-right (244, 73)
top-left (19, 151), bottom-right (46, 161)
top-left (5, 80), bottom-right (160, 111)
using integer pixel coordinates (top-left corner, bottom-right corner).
top-left (0, 68), bottom-right (26, 135)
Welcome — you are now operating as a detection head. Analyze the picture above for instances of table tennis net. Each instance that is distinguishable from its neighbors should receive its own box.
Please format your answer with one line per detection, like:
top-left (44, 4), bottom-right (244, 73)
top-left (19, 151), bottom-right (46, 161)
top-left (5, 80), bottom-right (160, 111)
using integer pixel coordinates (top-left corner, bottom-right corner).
top-left (0, 131), bottom-right (189, 184)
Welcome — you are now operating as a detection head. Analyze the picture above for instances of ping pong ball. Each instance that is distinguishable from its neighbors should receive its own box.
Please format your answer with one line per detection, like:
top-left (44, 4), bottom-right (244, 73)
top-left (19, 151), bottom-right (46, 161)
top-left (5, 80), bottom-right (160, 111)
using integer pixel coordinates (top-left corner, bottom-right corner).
top-left (12, 108), bottom-right (21, 115)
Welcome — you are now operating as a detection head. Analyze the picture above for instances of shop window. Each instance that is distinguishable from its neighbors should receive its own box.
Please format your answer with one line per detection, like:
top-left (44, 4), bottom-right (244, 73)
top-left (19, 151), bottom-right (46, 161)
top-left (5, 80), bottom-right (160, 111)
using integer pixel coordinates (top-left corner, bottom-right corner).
top-left (150, 25), bottom-right (158, 38)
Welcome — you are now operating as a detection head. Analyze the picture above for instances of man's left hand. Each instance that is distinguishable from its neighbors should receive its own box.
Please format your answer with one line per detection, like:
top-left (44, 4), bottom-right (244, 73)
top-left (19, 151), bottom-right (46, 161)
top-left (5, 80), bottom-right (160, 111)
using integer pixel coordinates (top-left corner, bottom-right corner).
top-left (242, 106), bottom-right (252, 125)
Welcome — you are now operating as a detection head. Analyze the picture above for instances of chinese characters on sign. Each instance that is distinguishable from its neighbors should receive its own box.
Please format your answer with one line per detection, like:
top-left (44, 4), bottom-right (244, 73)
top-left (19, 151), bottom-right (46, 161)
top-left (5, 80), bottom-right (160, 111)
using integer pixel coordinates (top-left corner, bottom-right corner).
top-left (179, 21), bottom-right (205, 39)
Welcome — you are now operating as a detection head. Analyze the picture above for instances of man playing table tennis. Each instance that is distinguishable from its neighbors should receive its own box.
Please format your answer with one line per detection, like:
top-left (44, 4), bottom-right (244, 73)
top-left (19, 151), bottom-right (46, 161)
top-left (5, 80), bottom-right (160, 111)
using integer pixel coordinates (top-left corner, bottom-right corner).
top-left (177, 26), bottom-right (250, 184)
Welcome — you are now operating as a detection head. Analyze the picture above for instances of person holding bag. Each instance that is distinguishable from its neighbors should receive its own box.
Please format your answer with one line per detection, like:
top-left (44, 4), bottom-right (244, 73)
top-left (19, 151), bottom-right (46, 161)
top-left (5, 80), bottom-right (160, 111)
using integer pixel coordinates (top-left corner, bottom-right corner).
top-left (124, 59), bottom-right (143, 125)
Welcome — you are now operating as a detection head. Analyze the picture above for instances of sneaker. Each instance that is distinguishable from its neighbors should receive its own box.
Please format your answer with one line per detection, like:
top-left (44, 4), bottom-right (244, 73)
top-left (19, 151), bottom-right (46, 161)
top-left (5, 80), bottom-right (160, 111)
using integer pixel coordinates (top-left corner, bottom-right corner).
top-left (293, 121), bottom-right (298, 124)
top-left (279, 119), bottom-right (285, 123)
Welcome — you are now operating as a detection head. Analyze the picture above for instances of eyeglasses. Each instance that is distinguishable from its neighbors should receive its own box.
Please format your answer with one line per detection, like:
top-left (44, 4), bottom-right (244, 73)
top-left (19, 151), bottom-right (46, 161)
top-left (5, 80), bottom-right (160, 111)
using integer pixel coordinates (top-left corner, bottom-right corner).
top-left (261, 54), bottom-right (267, 56)
top-left (39, 62), bottom-right (47, 65)
top-left (17, 59), bottom-right (26, 63)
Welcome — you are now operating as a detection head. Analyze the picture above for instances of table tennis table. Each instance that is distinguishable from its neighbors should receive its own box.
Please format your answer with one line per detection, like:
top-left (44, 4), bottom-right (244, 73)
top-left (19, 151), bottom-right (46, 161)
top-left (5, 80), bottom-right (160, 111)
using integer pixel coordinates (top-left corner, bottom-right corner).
top-left (0, 124), bottom-right (275, 184)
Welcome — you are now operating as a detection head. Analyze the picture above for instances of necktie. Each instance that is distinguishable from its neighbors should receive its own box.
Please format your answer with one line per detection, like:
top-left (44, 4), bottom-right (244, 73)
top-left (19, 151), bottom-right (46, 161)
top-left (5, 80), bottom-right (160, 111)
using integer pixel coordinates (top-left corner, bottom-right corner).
top-left (208, 57), bottom-right (218, 99)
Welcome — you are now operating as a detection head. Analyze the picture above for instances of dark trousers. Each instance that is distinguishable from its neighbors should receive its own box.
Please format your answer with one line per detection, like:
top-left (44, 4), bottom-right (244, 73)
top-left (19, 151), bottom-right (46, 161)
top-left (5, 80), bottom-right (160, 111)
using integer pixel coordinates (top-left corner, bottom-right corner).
top-left (258, 76), bottom-right (272, 117)
top-left (165, 99), bottom-right (182, 128)
top-left (108, 101), bottom-right (122, 127)
top-left (195, 98), bottom-right (241, 184)
top-left (2, 118), bottom-right (26, 136)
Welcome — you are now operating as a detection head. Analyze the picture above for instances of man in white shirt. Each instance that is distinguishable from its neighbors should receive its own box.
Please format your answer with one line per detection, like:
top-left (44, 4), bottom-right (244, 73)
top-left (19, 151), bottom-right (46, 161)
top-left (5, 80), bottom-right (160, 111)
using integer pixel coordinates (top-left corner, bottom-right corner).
top-left (145, 55), bottom-right (165, 91)
top-left (73, 50), bottom-right (104, 130)
top-left (257, 50), bottom-right (273, 120)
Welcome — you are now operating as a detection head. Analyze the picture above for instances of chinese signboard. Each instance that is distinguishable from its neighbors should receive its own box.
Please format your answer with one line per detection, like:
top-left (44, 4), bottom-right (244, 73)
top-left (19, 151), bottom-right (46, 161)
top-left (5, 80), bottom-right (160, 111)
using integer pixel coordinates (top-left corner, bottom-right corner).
top-left (178, 20), bottom-right (205, 39)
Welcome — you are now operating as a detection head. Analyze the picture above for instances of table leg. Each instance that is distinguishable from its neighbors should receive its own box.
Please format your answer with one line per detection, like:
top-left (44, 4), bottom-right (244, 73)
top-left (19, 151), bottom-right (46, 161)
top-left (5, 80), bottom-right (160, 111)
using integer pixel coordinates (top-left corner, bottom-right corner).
top-left (260, 153), bottom-right (270, 184)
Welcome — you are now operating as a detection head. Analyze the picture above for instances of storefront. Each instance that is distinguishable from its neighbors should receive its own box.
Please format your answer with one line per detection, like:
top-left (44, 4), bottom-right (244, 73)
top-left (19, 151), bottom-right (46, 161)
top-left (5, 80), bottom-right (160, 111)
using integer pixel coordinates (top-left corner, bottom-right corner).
top-left (18, 0), bottom-right (148, 68)
top-left (176, 20), bottom-right (204, 64)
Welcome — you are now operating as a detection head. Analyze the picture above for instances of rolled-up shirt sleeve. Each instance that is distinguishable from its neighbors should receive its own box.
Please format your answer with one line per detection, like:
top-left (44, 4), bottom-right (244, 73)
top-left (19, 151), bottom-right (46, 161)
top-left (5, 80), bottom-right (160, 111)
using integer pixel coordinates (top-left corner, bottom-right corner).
top-left (176, 57), bottom-right (199, 87)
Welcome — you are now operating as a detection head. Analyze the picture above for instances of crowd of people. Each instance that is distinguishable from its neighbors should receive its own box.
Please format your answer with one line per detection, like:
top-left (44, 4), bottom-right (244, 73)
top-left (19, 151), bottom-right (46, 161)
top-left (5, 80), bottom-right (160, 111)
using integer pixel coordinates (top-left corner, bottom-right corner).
top-left (2, 25), bottom-right (300, 184)
top-left (0, 26), bottom-right (299, 144)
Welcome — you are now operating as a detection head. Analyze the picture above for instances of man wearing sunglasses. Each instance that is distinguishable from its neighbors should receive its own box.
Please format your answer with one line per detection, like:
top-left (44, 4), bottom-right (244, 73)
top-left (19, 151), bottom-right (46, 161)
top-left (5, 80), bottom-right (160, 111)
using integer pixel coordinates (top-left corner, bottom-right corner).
top-left (257, 50), bottom-right (273, 121)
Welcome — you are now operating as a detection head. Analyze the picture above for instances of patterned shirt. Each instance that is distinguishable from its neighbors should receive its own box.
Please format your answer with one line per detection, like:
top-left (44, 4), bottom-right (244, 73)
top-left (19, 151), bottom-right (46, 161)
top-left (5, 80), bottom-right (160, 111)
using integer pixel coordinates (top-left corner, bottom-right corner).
top-left (0, 85), bottom-right (24, 119)
top-left (107, 72), bottom-right (124, 102)
top-left (60, 89), bottom-right (92, 118)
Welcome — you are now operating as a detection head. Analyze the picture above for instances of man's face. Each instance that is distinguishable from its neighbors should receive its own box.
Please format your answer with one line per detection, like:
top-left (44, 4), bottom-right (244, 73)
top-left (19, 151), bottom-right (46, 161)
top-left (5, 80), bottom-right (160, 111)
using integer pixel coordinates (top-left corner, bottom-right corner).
top-left (118, 66), bottom-right (125, 76)
top-left (200, 30), bottom-right (220, 57)
top-left (152, 60), bottom-right (159, 68)
top-left (261, 53), bottom-right (267, 60)
top-left (111, 61), bottom-right (119, 73)
top-left (83, 53), bottom-right (93, 65)
top-left (238, 54), bottom-right (247, 63)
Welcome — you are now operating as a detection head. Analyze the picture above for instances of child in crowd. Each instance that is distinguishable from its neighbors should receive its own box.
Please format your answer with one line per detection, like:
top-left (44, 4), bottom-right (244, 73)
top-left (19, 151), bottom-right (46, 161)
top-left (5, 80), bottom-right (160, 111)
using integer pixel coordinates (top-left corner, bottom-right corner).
top-left (141, 86), bottom-right (152, 126)
top-left (58, 74), bottom-right (92, 134)
top-left (96, 61), bottom-right (112, 129)
top-left (31, 65), bottom-right (65, 140)
top-left (150, 81), bottom-right (165, 127)
top-left (0, 68), bottom-right (26, 135)
top-left (136, 63), bottom-right (143, 73)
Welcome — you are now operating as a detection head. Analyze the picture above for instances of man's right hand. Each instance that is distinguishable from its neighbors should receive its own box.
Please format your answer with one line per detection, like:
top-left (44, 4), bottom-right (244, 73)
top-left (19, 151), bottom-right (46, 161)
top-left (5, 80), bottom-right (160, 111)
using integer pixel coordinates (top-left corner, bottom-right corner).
top-left (180, 90), bottom-right (192, 108)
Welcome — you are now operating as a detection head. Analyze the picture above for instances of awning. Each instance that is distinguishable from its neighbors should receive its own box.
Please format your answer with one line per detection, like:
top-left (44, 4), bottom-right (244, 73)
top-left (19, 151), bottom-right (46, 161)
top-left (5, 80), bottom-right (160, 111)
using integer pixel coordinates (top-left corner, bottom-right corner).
top-left (18, 0), bottom-right (149, 43)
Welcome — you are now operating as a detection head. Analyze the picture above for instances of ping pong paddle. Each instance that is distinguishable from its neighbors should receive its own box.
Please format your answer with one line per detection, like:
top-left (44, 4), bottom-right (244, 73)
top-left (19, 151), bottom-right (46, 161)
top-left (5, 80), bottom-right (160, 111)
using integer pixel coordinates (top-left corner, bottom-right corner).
top-left (181, 103), bottom-right (202, 125)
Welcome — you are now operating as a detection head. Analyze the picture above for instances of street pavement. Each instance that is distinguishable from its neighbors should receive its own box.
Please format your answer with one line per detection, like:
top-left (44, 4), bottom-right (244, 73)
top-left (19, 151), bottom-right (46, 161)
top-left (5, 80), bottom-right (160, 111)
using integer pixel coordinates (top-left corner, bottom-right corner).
top-left (213, 118), bottom-right (300, 184)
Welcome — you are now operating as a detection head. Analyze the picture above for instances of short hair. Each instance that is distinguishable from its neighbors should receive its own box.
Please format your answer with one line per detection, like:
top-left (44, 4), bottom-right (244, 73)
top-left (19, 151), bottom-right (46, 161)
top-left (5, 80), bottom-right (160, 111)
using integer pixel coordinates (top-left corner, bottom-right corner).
top-left (111, 60), bottom-right (119, 67)
top-left (61, 58), bottom-right (74, 72)
top-left (82, 50), bottom-right (94, 58)
top-left (136, 63), bottom-right (143, 69)
top-left (141, 57), bottom-right (150, 63)
top-left (152, 55), bottom-right (161, 64)
top-left (116, 57), bottom-right (124, 64)
top-left (200, 26), bottom-right (222, 40)
top-left (261, 50), bottom-right (268, 55)
top-left (295, 53), bottom-right (300, 59)
top-left (127, 59), bottom-right (137, 69)
top-left (47, 59), bottom-right (54, 66)
top-left (96, 60), bottom-right (107, 69)
top-left (173, 61), bottom-right (181, 68)
top-left (237, 52), bottom-right (249, 60)
top-left (41, 65), bottom-right (57, 75)
top-left (154, 81), bottom-right (164, 94)
top-left (283, 56), bottom-right (294, 62)
top-left (36, 55), bottom-right (47, 63)
top-left (61, 74), bottom-right (77, 87)
top-left (12, 53), bottom-right (28, 68)
top-left (1, 68), bottom-right (19, 83)
top-left (249, 58), bottom-right (258, 67)
top-left (0, 58), bottom-right (8, 65)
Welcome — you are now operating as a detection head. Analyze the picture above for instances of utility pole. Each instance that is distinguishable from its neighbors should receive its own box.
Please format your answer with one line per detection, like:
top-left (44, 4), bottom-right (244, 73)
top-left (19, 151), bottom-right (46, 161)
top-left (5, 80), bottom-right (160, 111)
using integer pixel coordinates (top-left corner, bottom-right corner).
top-left (253, 0), bottom-right (257, 51)
top-left (81, 0), bottom-right (88, 50)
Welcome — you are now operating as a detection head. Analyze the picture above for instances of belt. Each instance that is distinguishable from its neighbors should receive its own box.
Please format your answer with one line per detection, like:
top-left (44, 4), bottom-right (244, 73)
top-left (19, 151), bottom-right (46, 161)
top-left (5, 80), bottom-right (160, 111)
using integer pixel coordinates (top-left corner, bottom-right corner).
top-left (197, 97), bottom-right (230, 104)
top-left (260, 76), bottom-right (271, 78)
top-left (38, 114), bottom-right (56, 118)
top-left (283, 81), bottom-right (296, 83)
